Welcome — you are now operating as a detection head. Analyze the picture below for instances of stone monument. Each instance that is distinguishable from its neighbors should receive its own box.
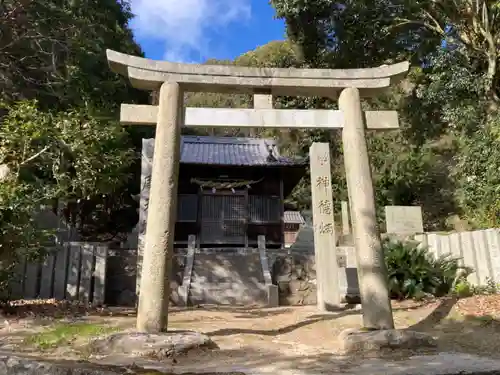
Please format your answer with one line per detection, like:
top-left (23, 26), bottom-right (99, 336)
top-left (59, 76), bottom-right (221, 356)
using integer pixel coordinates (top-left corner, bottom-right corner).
top-left (106, 49), bottom-right (409, 332)
top-left (385, 205), bottom-right (424, 234)
top-left (310, 143), bottom-right (340, 310)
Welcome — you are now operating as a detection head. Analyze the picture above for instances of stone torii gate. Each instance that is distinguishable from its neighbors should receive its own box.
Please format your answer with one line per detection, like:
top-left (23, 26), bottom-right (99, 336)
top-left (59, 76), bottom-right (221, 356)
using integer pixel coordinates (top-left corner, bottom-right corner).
top-left (106, 49), bottom-right (409, 333)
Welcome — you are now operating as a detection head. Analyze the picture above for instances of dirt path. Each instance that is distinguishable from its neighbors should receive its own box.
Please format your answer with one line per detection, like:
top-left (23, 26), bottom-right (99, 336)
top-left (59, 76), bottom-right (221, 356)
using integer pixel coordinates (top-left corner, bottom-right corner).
top-left (1, 297), bottom-right (500, 373)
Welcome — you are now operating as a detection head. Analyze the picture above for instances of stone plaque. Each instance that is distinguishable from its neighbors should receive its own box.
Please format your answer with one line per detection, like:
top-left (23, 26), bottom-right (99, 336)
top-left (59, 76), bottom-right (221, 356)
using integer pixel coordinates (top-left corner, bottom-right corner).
top-left (385, 206), bottom-right (424, 234)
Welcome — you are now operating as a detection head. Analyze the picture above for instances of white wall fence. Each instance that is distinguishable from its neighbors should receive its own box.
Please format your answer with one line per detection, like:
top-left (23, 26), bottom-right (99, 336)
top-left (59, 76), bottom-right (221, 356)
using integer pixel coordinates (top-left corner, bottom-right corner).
top-left (414, 229), bottom-right (500, 286)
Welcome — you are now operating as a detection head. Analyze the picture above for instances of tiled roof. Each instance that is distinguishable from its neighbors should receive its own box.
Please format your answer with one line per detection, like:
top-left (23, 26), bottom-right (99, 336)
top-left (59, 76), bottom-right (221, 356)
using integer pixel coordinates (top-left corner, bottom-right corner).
top-left (284, 211), bottom-right (306, 225)
top-left (143, 136), bottom-right (306, 166)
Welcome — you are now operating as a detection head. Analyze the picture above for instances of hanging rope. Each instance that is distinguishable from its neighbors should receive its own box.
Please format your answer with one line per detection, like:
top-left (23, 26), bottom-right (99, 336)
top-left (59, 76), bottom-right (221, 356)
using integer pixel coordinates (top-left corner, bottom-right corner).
top-left (190, 177), bottom-right (264, 190)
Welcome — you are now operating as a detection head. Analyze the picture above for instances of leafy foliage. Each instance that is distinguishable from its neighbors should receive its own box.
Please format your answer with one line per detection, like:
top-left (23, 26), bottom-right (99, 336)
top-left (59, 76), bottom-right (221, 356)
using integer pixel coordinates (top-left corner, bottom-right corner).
top-left (405, 48), bottom-right (500, 228)
top-left (0, 98), bottom-right (136, 238)
top-left (1, 101), bottom-right (134, 197)
top-left (266, 0), bottom-right (500, 229)
top-left (453, 121), bottom-right (500, 228)
top-left (2, 0), bottom-right (499, 302)
top-left (271, 0), bottom-right (500, 103)
top-left (455, 277), bottom-right (500, 298)
top-left (383, 239), bottom-right (471, 299)
top-left (0, 99), bottom-right (136, 297)
top-left (0, 0), bottom-right (144, 111)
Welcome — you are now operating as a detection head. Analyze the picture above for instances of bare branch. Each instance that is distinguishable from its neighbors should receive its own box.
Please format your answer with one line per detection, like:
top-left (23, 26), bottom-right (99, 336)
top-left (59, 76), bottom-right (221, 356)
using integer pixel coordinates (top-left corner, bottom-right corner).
top-left (20, 145), bottom-right (51, 166)
top-left (421, 9), bottom-right (446, 35)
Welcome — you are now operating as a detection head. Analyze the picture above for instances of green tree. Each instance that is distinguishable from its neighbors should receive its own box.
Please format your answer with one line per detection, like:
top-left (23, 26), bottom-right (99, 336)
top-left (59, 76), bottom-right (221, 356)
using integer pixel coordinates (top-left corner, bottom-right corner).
top-left (0, 0), bottom-right (144, 110)
top-left (271, 0), bottom-right (500, 106)
top-left (0, 0), bottom-right (148, 288)
top-left (270, 0), bottom-right (500, 229)
top-left (454, 122), bottom-right (500, 228)
top-left (0, 100), bottom-right (135, 294)
top-left (399, 48), bottom-right (499, 228)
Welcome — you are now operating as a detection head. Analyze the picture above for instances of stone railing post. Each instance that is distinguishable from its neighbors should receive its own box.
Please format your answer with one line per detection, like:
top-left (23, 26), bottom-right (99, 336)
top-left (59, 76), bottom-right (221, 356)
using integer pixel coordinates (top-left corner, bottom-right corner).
top-left (258, 235), bottom-right (278, 307)
top-left (341, 201), bottom-right (350, 236)
top-left (178, 235), bottom-right (196, 307)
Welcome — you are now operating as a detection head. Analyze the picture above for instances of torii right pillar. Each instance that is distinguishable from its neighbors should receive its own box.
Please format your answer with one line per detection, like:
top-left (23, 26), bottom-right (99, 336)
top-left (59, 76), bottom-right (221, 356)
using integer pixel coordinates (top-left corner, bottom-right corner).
top-left (340, 87), bottom-right (394, 330)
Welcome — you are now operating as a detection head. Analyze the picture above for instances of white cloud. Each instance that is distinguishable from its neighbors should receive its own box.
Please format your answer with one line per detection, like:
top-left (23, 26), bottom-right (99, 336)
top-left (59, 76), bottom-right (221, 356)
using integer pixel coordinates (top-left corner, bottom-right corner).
top-left (130, 0), bottom-right (251, 62)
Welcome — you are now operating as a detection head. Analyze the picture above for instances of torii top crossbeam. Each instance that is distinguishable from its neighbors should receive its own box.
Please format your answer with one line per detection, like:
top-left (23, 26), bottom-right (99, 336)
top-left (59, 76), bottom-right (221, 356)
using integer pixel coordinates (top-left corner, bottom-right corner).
top-left (106, 50), bottom-right (409, 97)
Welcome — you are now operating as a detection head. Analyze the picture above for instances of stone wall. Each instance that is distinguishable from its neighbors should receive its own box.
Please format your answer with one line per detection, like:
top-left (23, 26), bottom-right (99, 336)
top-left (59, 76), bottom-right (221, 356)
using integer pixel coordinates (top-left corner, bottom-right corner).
top-left (105, 247), bottom-right (361, 307)
top-left (105, 248), bottom-right (184, 307)
top-left (105, 228), bottom-right (500, 307)
top-left (270, 252), bottom-right (317, 305)
top-left (189, 252), bottom-right (267, 306)
top-left (105, 248), bottom-right (319, 307)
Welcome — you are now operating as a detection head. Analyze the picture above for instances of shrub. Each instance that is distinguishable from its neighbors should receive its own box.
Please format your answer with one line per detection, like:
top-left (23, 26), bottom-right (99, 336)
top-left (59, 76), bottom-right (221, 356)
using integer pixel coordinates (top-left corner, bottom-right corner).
top-left (453, 277), bottom-right (500, 298)
top-left (454, 281), bottom-right (473, 298)
top-left (474, 278), bottom-right (500, 295)
top-left (383, 238), bottom-right (472, 299)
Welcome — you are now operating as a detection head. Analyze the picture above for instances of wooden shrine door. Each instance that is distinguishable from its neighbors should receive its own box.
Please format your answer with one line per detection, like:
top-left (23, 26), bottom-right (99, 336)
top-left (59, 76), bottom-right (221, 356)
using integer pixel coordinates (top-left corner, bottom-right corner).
top-left (199, 193), bottom-right (247, 246)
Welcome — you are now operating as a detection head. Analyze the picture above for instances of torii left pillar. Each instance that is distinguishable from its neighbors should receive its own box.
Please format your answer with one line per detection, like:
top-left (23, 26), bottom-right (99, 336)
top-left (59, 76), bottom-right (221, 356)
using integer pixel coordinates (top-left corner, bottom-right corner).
top-left (137, 82), bottom-right (183, 332)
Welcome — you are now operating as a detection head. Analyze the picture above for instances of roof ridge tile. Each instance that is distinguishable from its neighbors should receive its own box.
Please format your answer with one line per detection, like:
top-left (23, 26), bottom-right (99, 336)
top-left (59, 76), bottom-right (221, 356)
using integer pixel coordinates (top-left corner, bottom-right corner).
top-left (142, 136), bottom-right (306, 166)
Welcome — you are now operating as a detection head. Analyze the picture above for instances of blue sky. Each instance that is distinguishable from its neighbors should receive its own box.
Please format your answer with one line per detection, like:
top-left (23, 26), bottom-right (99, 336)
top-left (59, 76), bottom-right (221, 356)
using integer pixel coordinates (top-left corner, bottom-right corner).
top-left (129, 0), bottom-right (286, 63)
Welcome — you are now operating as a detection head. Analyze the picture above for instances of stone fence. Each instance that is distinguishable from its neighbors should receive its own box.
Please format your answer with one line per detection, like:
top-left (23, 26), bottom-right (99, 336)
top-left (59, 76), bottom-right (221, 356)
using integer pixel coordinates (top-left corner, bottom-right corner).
top-left (6, 228), bottom-right (499, 306)
top-left (7, 242), bottom-right (107, 304)
top-left (415, 229), bottom-right (500, 286)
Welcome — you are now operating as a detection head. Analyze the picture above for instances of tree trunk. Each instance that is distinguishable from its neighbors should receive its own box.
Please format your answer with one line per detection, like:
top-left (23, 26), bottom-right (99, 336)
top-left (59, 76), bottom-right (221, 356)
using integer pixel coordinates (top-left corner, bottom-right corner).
top-left (486, 53), bottom-right (499, 112)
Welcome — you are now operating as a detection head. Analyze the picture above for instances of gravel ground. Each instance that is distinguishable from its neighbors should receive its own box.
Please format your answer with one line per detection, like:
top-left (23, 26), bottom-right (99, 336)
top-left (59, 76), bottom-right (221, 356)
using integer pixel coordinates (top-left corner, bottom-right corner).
top-left (0, 296), bottom-right (499, 374)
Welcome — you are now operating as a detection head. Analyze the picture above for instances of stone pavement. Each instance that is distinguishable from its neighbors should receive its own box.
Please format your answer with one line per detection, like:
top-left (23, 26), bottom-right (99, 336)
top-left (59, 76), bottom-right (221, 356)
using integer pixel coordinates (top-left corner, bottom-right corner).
top-left (91, 352), bottom-right (500, 375)
top-left (347, 353), bottom-right (500, 375)
top-left (2, 350), bottom-right (500, 374)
